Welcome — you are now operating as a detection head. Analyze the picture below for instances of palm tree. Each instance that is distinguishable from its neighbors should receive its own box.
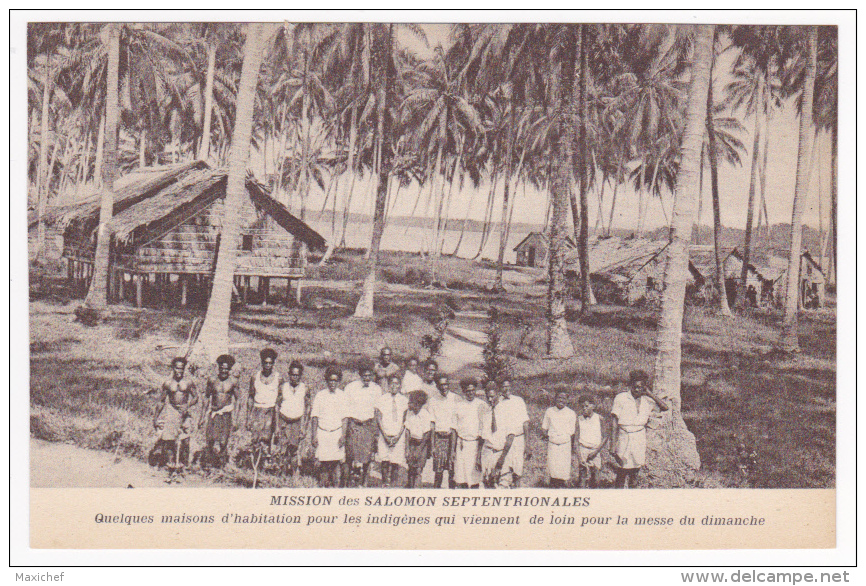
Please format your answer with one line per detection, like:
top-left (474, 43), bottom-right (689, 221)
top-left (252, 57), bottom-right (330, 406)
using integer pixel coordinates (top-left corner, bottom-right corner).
top-left (647, 24), bottom-right (714, 484)
top-left (779, 26), bottom-right (817, 351)
top-left (727, 26), bottom-right (785, 308)
top-left (196, 22), bottom-right (272, 358)
top-left (354, 24), bottom-right (396, 318)
top-left (706, 66), bottom-right (738, 317)
top-left (82, 22), bottom-right (120, 309)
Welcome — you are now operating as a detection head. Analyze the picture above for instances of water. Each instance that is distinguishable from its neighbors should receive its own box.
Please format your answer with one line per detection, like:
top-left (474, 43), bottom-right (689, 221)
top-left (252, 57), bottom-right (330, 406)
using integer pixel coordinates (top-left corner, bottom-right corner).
top-left (306, 220), bottom-right (531, 265)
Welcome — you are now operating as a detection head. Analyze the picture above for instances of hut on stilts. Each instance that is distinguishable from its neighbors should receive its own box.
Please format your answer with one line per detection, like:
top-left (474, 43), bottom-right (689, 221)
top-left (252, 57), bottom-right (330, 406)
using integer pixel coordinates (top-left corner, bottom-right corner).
top-left (51, 162), bottom-right (326, 308)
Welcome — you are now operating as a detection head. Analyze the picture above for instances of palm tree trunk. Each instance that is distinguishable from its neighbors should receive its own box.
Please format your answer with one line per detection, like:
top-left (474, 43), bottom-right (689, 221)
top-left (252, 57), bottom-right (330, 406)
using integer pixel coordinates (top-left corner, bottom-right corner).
top-left (758, 119), bottom-right (771, 246)
top-left (450, 165), bottom-right (475, 257)
top-left (196, 22), bottom-right (270, 358)
top-left (706, 66), bottom-right (732, 317)
top-left (577, 23), bottom-right (594, 314)
top-left (35, 65), bottom-right (53, 261)
top-left (547, 26), bottom-right (577, 359)
top-left (606, 146), bottom-right (626, 237)
top-left (299, 44), bottom-right (312, 221)
top-left (354, 24), bottom-right (393, 318)
top-left (431, 133), bottom-right (446, 260)
top-left (83, 23), bottom-right (121, 309)
top-left (199, 42), bottom-right (217, 161)
top-left (737, 71), bottom-right (765, 308)
top-left (139, 129), bottom-right (147, 168)
top-left (696, 151), bottom-right (704, 244)
top-left (647, 23), bottom-right (714, 485)
top-left (339, 103), bottom-right (359, 247)
top-left (830, 123), bottom-right (837, 284)
top-left (94, 113), bottom-right (105, 188)
top-left (495, 107), bottom-right (517, 290)
top-left (474, 161), bottom-right (499, 259)
top-left (780, 27), bottom-right (817, 350)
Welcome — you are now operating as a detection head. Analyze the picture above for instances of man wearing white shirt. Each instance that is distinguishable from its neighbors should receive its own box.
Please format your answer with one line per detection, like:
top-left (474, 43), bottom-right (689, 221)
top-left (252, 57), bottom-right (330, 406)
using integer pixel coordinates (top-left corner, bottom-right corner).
top-left (310, 366), bottom-right (349, 487)
top-left (374, 373), bottom-right (408, 487)
top-left (343, 361), bottom-right (382, 487)
top-left (419, 359), bottom-right (439, 399)
top-left (495, 378), bottom-right (531, 488)
top-left (450, 378), bottom-right (484, 488)
top-left (428, 373), bottom-right (458, 488)
top-left (541, 387), bottom-right (578, 488)
top-left (275, 360), bottom-right (309, 479)
top-left (610, 370), bottom-right (668, 488)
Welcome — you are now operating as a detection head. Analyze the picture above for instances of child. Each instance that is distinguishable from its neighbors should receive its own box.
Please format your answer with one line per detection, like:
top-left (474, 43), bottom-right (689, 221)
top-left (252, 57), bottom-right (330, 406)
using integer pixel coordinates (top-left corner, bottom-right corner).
top-left (275, 360), bottom-right (309, 479)
top-left (153, 357), bottom-right (198, 483)
top-left (610, 370), bottom-right (669, 488)
top-left (575, 393), bottom-right (608, 488)
top-left (450, 378), bottom-right (484, 488)
top-left (247, 348), bottom-right (283, 465)
top-left (199, 354), bottom-right (238, 470)
top-left (427, 373), bottom-right (458, 488)
top-left (344, 360), bottom-right (382, 487)
top-left (310, 366), bottom-right (349, 487)
top-left (375, 373), bottom-right (408, 487)
top-left (403, 391), bottom-right (433, 488)
top-left (541, 386), bottom-right (577, 488)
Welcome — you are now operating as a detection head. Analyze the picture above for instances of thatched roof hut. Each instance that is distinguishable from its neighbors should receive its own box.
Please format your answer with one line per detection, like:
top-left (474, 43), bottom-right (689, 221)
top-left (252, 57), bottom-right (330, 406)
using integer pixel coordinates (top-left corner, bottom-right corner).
top-left (59, 162), bottom-right (326, 307)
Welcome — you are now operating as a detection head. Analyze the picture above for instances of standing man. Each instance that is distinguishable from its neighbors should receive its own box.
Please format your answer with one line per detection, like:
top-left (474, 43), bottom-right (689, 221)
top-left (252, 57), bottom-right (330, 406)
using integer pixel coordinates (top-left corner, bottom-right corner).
top-left (199, 354), bottom-right (238, 471)
top-left (247, 348), bottom-right (283, 467)
top-left (310, 366), bottom-right (349, 487)
top-left (450, 378), bottom-right (485, 489)
top-left (427, 373), bottom-right (458, 488)
top-left (610, 370), bottom-right (669, 488)
top-left (540, 386), bottom-right (577, 488)
top-left (276, 360), bottom-right (309, 480)
top-left (495, 377), bottom-right (531, 488)
top-left (343, 360), bottom-right (382, 487)
top-left (153, 357), bottom-right (198, 483)
top-left (374, 346), bottom-right (400, 384)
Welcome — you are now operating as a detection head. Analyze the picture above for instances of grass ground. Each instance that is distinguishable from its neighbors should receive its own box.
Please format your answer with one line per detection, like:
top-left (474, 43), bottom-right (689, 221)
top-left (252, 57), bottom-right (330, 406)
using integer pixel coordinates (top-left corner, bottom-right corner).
top-left (29, 254), bottom-right (836, 489)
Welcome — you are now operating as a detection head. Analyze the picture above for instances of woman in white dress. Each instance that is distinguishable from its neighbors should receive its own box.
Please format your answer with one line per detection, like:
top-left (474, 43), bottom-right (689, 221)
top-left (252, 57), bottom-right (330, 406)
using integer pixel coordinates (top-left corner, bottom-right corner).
top-left (310, 366), bottom-right (348, 487)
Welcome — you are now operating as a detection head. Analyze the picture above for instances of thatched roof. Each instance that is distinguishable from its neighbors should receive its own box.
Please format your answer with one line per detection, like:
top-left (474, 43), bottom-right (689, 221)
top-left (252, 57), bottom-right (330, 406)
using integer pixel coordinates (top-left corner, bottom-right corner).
top-left (512, 231), bottom-right (576, 251)
top-left (54, 162), bottom-right (326, 251)
top-left (566, 237), bottom-right (669, 279)
top-left (46, 161), bottom-right (208, 230)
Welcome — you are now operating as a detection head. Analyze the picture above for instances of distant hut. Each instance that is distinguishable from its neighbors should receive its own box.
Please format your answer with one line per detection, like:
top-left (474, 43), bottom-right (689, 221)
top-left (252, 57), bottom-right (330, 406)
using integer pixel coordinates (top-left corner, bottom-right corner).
top-left (50, 162), bottom-right (326, 308)
top-left (513, 232), bottom-right (575, 268)
top-left (768, 250), bottom-right (826, 308)
top-left (566, 237), bottom-right (701, 306)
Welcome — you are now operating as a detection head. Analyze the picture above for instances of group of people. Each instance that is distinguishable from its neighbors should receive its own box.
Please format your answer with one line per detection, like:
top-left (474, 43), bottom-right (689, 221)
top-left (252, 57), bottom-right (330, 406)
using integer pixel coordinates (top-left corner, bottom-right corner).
top-left (152, 346), bottom-right (669, 488)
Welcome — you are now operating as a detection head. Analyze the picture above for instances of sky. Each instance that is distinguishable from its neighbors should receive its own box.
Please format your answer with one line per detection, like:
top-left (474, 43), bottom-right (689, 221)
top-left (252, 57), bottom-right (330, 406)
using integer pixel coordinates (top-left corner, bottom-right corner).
top-left (267, 22), bottom-right (834, 235)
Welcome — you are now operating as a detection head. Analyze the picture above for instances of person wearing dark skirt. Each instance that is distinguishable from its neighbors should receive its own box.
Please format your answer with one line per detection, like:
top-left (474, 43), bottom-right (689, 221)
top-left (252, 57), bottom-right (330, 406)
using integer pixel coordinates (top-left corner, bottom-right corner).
top-left (404, 391), bottom-right (433, 488)
top-left (200, 354), bottom-right (238, 470)
top-left (344, 360), bottom-right (382, 487)
top-left (247, 348), bottom-right (283, 466)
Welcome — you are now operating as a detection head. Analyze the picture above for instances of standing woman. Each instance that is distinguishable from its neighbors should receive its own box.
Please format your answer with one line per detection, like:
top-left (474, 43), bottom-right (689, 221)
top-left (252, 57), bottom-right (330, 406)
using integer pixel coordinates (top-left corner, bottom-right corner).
top-left (311, 366), bottom-right (349, 487)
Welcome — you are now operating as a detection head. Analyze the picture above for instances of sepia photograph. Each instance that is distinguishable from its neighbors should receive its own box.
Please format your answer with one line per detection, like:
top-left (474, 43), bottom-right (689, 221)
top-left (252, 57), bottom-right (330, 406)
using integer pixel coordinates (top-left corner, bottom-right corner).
top-left (25, 18), bottom-right (838, 499)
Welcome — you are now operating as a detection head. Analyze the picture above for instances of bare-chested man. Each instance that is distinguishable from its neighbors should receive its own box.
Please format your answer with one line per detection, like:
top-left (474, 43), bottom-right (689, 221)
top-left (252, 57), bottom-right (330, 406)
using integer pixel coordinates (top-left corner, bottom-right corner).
top-left (199, 354), bottom-right (238, 470)
top-left (153, 357), bottom-right (198, 483)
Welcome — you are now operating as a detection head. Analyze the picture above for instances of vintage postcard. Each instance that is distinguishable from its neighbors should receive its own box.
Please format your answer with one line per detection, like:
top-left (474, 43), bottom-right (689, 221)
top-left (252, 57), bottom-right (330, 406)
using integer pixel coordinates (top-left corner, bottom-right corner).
top-left (12, 10), bottom-right (854, 561)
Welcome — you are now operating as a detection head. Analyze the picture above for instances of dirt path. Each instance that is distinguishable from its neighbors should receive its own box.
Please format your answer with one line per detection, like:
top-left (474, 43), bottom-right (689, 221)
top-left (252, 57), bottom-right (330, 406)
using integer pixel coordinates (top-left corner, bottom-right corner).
top-left (30, 439), bottom-right (207, 488)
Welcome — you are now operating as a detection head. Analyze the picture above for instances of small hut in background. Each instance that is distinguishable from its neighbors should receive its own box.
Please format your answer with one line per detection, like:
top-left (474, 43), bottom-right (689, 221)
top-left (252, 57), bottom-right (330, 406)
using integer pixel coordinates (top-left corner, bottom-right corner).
top-left (513, 232), bottom-right (576, 268)
top-left (566, 237), bottom-right (701, 306)
top-left (51, 162), bottom-right (326, 308)
top-left (768, 250), bottom-right (826, 308)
